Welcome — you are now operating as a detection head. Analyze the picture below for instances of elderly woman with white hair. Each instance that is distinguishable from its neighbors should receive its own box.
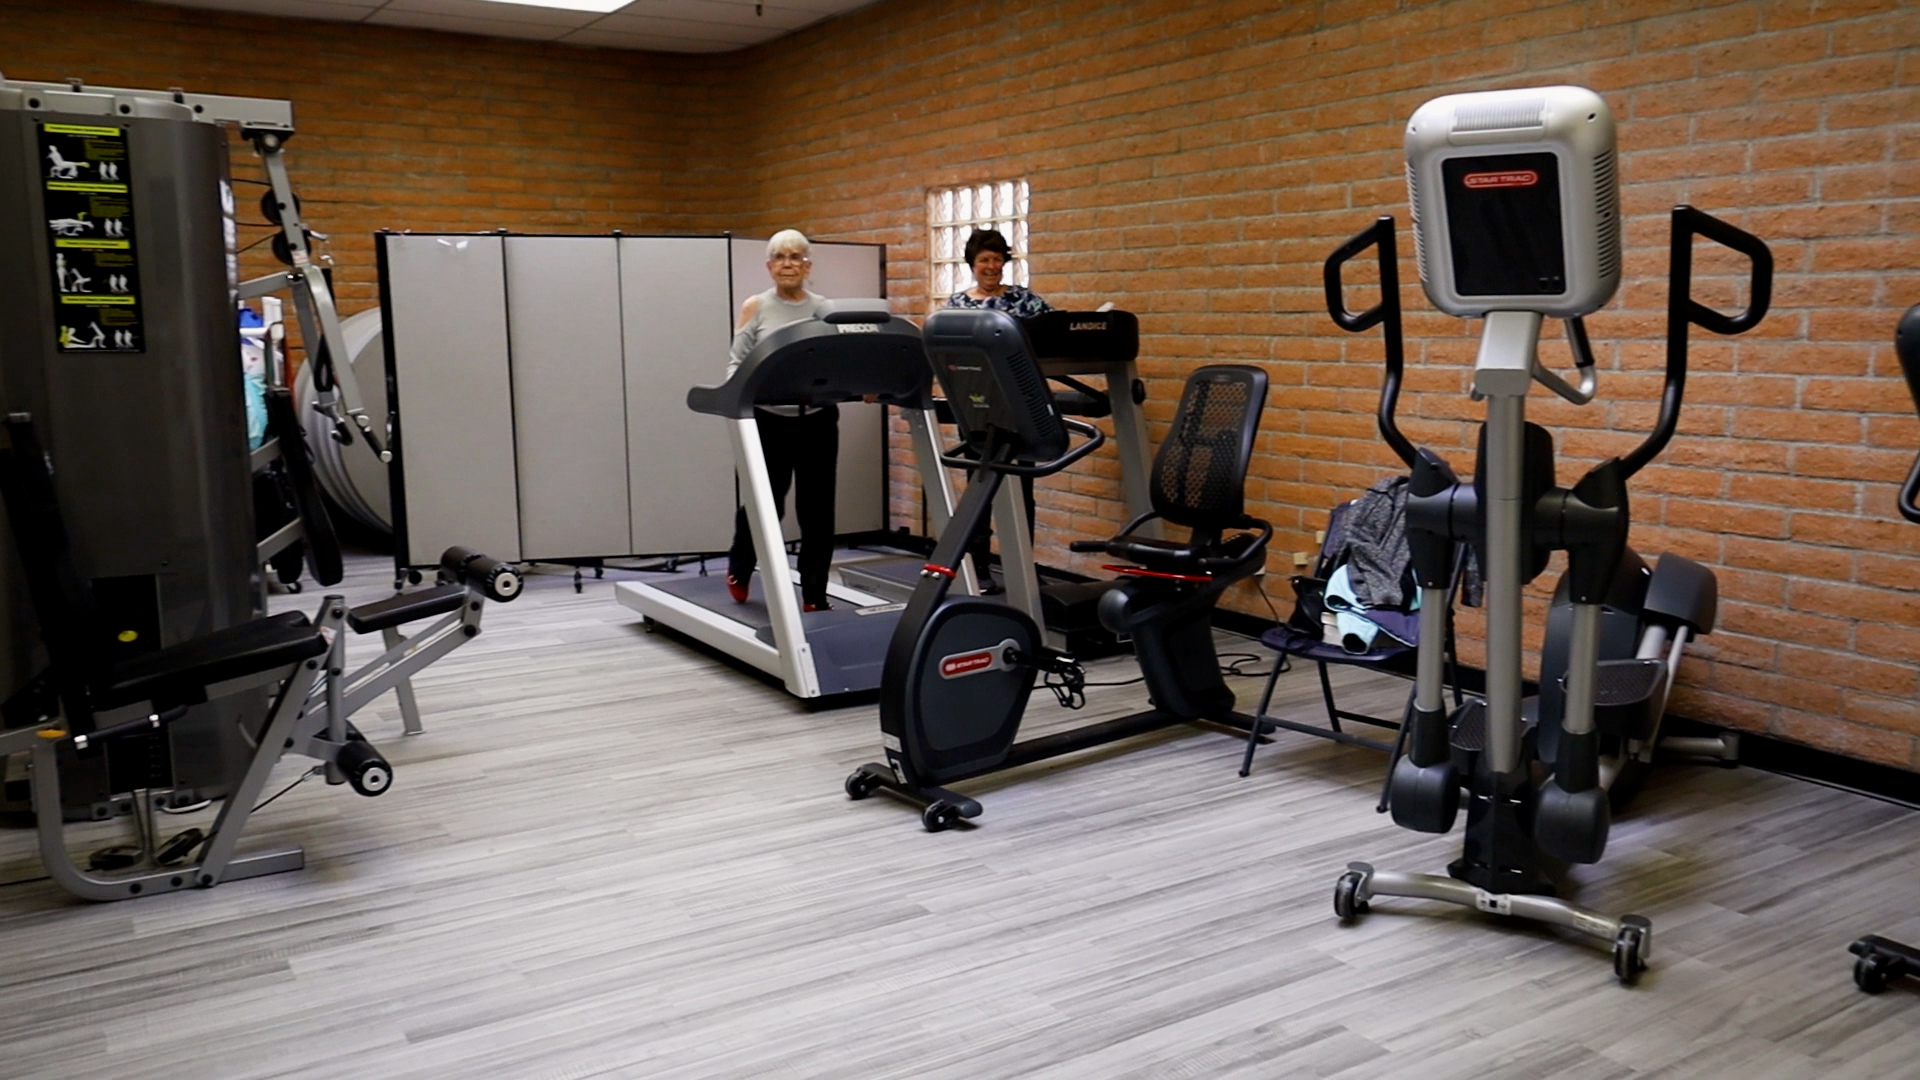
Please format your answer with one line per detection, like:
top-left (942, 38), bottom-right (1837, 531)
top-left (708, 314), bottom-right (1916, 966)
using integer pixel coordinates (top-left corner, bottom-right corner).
top-left (723, 229), bottom-right (839, 612)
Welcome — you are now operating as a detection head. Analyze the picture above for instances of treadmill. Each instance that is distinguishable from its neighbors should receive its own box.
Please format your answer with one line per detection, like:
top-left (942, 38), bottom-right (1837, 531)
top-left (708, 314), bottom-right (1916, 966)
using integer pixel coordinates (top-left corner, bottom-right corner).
top-left (838, 308), bottom-right (1153, 652)
top-left (613, 300), bottom-right (972, 699)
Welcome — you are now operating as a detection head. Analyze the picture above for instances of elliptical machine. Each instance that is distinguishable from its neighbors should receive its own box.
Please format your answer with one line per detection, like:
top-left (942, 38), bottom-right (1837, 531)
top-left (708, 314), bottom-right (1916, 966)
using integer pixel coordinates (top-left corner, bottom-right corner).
top-left (1848, 303), bottom-right (1920, 995)
top-left (846, 308), bottom-right (1272, 830)
top-left (1326, 86), bottom-right (1773, 983)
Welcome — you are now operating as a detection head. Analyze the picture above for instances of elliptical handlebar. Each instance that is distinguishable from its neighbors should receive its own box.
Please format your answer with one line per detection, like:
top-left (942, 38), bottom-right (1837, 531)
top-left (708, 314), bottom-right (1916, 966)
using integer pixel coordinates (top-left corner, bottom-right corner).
top-left (1621, 204), bottom-right (1774, 479)
top-left (1895, 305), bottom-right (1920, 525)
top-left (939, 416), bottom-right (1106, 478)
top-left (1324, 216), bottom-right (1416, 468)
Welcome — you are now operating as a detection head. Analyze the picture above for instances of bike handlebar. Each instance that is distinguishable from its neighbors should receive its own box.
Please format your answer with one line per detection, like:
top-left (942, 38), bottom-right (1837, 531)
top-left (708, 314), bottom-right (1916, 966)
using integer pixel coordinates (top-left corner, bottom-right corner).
top-left (940, 416), bottom-right (1107, 479)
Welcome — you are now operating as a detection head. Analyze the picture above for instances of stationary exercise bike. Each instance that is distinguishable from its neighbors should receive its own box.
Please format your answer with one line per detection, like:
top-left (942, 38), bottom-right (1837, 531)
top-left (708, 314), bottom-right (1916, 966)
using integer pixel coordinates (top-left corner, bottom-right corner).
top-left (1324, 86), bottom-right (1772, 983)
top-left (1848, 303), bottom-right (1920, 994)
top-left (846, 307), bottom-right (1272, 830)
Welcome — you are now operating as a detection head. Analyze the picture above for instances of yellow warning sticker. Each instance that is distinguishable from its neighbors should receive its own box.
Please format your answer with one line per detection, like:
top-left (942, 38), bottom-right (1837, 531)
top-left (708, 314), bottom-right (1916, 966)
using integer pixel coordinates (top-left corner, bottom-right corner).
top-left (44, 123), bottom-right (122, 137)
top-left (46, 181), bottom-right (129, 194)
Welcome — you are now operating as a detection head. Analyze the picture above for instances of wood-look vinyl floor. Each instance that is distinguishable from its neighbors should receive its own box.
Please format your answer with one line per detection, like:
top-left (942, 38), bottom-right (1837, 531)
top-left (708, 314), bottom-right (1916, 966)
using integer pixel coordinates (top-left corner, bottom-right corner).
top-left (0, 554), bottom-right (1915, 1079)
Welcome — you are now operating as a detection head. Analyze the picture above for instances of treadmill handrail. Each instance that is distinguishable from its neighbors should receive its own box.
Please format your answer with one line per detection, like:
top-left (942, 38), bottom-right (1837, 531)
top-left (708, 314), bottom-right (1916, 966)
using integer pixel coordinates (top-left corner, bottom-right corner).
top-left (687, 303), bottom-right (936, 418)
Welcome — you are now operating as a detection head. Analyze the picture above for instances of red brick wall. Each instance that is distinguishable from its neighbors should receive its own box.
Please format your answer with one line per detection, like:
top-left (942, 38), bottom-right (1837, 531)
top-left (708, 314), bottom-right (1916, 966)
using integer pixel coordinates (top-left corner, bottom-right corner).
top-left (0, 0), bottom-right (740, 316)
top-left (719, 0), bottom-right (1920, 768)
top-left (5, 0), bottom-right (1917, 769)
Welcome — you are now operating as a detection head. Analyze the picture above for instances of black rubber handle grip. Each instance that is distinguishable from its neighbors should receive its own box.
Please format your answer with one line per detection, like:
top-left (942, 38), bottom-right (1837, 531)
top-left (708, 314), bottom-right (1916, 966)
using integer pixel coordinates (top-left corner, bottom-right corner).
top-left (1324, 216), bottom-right (1415, 468)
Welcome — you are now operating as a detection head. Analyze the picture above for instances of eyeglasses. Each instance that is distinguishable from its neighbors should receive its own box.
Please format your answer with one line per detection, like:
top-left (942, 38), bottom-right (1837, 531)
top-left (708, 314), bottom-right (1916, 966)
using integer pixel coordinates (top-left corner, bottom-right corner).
top-left (770, 254), bottom-right (810, 265)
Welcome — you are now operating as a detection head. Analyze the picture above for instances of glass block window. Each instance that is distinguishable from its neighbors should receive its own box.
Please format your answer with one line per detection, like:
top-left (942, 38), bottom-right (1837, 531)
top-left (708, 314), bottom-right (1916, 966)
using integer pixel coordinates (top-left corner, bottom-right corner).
top-left (928, 180), bottom-right (1030, 301)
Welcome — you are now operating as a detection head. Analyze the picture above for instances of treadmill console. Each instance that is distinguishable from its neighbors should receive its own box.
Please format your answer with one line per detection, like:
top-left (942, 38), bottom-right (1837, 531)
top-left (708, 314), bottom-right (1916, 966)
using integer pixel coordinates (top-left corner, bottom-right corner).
top-left (1020, 309), bottom-right (1141, 369)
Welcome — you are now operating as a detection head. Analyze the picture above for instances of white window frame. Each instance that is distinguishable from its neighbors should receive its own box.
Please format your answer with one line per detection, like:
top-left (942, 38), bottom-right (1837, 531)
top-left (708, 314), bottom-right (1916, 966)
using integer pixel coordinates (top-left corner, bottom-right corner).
top-left (927, 180), bottom-right (1030, 303)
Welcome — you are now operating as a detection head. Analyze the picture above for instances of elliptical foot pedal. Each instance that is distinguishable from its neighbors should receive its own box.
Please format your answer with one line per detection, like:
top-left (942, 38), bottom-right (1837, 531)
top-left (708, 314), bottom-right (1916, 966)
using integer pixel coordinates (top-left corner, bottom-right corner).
top-left (1448, 699), bottom-right (1486, 752)
top-left (1591, 658), bottom-right (1665, 739)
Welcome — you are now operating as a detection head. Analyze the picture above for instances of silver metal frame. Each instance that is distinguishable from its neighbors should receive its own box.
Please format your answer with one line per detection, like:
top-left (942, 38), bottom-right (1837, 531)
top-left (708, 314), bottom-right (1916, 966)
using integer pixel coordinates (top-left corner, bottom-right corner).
top-left (0, 576), bottom-right (497, 902)
top-left (1040, 356), bottom-right (1156, 539)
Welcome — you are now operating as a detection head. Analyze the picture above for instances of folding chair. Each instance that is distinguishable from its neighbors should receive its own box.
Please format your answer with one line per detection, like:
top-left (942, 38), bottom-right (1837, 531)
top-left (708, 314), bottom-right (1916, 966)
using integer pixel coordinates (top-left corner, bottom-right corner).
top-left (1239, 497), bottom-right (1465, 812)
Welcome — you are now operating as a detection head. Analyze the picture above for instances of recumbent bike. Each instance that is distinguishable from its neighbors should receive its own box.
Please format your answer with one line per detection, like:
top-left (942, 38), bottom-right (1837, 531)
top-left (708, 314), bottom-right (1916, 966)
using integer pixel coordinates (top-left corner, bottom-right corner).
top-left (846, 307), bottom-right (1272, 830)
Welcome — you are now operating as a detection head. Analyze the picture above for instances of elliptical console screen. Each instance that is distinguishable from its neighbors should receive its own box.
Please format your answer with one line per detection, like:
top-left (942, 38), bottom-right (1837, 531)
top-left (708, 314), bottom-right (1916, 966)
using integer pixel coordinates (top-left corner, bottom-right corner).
top-left (1441, 151), bottom-right (1565, 297)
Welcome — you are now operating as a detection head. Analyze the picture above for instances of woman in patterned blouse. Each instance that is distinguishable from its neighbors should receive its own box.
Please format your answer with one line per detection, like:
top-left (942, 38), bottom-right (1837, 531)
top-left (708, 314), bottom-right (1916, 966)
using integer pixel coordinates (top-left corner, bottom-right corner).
top-left (945, 228), bottom-right (1052, 316)
top-left (946, 228), bottom-right (1049, 590)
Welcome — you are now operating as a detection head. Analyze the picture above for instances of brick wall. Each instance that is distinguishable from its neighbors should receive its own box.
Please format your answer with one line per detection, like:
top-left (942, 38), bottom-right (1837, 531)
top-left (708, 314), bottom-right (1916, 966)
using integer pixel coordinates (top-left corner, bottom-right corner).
top-left (719, 0), bottom-right (1920, 768)
top-left (0, 0), bottom-right (739, 316)
top-left (4, 0), bottom-right (1917, 769)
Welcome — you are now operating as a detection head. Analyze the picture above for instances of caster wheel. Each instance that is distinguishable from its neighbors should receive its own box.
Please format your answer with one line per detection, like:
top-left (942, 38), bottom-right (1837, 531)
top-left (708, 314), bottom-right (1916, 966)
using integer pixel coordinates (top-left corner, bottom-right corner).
top-left (285, 581), bottom-right (303, 594)
top-left (641, 617), bottom-right (656, 634)
top-left (844, 770), bottom-right (878, 800)
top-left (922, 801), bottom-right (960, 832)
top-left (1855, 953), bottom-right (1892, 994)
top-left (1613, 925), bottom-right (1648, 985)
top-left (408, 570), bottom-right (423, 586)
top-left (1334, 871), bottom-right (1368, 921)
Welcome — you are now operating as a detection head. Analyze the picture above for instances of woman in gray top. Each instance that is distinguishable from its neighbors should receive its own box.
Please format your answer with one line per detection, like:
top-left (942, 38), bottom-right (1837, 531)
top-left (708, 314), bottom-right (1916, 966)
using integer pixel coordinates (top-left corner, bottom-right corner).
top-left (724, 230), bottom-right (839, 612)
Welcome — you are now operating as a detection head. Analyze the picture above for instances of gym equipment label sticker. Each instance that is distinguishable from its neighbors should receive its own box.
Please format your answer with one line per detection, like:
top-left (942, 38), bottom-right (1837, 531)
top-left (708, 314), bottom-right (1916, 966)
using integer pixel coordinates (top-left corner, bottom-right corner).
top-left (38, 122), bottom-right (143, 352)
top-left (1461, 169), bottom-right (1540, 189)
top-left (937, 638), bottom-right (1019, 679)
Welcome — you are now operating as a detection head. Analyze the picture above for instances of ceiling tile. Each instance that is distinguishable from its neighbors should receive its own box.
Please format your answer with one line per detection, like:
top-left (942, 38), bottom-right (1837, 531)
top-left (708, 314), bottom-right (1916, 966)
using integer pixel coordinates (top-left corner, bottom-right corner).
top-left (141, 0), bottom-right (880, 51)
top-left (365, 7), bottom-right (578, 39)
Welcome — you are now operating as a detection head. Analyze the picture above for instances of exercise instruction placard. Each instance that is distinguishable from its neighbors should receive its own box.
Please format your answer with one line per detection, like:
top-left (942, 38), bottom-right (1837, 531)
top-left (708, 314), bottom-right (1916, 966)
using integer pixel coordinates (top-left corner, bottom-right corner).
top-left (38, 122), bottom-right (144, 352)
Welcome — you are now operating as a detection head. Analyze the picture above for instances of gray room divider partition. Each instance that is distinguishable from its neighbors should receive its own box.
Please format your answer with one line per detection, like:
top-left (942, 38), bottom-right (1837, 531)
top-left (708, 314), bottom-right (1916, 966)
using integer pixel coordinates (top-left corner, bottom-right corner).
top-left (377, 232), bottom-right (888, 572)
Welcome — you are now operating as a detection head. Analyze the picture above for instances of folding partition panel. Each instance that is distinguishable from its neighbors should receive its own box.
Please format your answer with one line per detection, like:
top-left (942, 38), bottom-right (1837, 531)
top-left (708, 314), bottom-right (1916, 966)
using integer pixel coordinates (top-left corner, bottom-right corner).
top-left (622, 236), bottom-right (736, 554)
top-left (382, 232), bottom-right (888, 570)
top-left (381, 233), bottom-right (520, 566)
top-left (505, 236), bottom-right (632, 560)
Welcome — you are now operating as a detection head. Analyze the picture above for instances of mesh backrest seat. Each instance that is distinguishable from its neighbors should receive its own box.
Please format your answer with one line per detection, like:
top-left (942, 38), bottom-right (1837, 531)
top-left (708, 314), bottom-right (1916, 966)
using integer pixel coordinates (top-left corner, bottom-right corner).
top-left (1081, 365), bottom-right (1268, 571)
top-left (1152, 367), bottom-right (1262, 530)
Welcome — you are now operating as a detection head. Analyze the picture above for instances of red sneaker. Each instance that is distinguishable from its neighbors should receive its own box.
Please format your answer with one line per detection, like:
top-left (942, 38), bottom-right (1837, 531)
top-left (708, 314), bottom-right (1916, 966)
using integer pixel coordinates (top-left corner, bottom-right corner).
top-left (804, 600), bottom-right (833, 613)
top-left (726, 574), bottom-right (749, 603)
